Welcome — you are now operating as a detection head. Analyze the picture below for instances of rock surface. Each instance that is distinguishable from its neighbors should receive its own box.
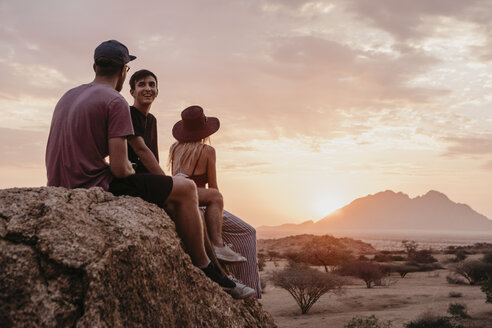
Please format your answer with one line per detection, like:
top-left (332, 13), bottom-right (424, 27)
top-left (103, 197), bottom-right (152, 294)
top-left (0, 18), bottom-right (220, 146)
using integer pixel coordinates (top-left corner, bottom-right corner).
top-left (0, 187), bottom-right (276, 328)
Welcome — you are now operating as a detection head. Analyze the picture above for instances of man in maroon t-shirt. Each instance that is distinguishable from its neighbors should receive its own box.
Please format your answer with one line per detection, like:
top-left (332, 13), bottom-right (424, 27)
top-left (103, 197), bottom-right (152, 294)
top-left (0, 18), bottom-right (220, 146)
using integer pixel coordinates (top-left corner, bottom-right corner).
top-left (45, 40), bottom-right (239, 296)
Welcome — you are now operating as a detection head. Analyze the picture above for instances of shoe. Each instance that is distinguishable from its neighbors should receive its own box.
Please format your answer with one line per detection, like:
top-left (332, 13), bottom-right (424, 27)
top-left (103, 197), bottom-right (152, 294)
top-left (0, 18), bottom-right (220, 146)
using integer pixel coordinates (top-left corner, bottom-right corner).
top-left (214, 245), bottom-right (247, 264)
top-left (201, 262), bottom-right (235, 289)
top-left (225, 276), bottom-right (255, 299)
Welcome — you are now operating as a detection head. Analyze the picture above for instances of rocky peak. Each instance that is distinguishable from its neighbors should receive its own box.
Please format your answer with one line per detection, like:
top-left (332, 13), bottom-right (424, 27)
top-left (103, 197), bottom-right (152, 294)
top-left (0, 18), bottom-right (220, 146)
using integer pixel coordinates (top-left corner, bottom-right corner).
top-left (0, 187), bottom-right (276, 327)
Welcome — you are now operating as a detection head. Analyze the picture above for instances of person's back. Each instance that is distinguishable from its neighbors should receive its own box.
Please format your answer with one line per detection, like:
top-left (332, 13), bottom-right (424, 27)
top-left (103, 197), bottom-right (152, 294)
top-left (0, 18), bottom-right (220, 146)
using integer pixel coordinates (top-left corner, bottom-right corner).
top-left (171, 143), bottom-right (214, 188)
top-left (46, 83), bottom-right (132, 189)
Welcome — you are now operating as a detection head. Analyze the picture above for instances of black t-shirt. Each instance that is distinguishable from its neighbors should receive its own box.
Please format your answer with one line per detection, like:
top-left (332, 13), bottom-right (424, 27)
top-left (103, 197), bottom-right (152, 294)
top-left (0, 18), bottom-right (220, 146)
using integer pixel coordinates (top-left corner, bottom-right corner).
top-left (128, 106), bottom-right (159, 173)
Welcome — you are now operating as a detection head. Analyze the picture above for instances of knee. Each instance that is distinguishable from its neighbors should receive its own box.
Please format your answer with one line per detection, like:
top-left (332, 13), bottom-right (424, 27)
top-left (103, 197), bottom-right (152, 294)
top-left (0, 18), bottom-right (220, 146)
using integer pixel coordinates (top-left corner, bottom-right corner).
top-left (211, 191), bottom-right (224, 208)
top-left (182, 179), bottom-right (198, 200)
top-left (173, 177), bottom-right (198, 204)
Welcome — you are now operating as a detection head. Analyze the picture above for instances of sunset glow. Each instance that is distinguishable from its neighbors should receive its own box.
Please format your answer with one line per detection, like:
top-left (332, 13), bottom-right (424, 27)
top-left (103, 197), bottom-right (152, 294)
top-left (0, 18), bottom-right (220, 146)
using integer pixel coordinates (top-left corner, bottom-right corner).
top-left (312, 194), bottom-right (347, 219)
top-left (1, 1), bottom-right (492, 227)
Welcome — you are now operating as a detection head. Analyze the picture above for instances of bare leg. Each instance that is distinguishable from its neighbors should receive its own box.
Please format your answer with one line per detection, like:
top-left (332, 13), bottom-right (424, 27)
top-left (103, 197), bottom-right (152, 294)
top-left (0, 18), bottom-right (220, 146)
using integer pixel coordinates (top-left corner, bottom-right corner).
top-left (200, 212), bottom-right (229, 276)
top-left (198, 188), bottom-right (224, 247)
top-left (165, 177), bottom-right (209, 268)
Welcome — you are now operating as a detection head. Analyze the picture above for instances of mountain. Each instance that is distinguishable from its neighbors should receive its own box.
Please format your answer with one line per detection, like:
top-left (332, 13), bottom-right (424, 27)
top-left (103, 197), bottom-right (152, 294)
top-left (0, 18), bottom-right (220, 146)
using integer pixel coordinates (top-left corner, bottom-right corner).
top-left (257, 190), bottom-right (492, 239)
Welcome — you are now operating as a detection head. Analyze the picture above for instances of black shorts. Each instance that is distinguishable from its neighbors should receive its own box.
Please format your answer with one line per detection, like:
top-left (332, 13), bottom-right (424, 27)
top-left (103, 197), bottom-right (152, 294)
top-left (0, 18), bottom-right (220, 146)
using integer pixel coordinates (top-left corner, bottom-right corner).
top-left (108, 173), bottom-right (173, 208)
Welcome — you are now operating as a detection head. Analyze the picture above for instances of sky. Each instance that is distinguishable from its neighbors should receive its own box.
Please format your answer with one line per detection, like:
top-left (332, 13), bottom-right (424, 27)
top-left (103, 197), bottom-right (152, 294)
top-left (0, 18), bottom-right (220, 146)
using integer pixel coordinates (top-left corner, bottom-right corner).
top-left (1, 0), bottom-right (492, 227)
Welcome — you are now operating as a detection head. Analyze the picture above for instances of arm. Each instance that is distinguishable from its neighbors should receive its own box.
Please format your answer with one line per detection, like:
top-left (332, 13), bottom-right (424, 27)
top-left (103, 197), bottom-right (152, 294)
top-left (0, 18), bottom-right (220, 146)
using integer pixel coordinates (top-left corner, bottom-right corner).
top-left (206, 146), bottom-right (219, 189)
top-left (128, 136), bottom-right (166, 175)
top-left (108, 137), bottom-right (135, 178)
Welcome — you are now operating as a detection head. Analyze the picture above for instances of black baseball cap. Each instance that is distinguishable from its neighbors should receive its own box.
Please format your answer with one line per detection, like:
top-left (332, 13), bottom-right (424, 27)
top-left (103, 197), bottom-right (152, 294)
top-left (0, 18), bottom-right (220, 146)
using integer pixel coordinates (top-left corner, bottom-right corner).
top-left (94, 40), bottom-right (136, 65)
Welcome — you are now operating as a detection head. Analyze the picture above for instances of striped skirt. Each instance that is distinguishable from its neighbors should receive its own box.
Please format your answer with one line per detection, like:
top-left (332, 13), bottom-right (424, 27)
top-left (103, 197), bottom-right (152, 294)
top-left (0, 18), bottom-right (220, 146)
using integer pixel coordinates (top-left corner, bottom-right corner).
top-left (214, 210), bottom-right (261, 298)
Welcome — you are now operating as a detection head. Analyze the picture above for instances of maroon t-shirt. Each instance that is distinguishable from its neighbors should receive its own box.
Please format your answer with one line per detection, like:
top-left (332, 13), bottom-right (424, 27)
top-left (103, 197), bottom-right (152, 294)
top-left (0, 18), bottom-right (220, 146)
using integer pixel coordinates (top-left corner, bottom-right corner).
top-left (46, 83), bottom-right (134, 190)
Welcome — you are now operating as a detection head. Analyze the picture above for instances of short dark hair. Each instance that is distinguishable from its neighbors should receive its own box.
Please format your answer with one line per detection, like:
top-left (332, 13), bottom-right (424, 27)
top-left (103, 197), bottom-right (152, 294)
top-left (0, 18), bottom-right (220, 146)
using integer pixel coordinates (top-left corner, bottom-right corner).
top-left (94, 57), bottom-right (124, 77)
top-left (129, 69), bottom-right (158, 90)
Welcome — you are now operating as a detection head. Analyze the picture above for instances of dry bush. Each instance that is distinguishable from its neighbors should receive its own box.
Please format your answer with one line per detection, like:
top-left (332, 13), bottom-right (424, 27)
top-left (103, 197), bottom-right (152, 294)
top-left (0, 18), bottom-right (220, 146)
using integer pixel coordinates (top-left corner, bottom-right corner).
top-left (482, 251), bottom-right (492, 264)
top-left (408, 249), bottom-right (438, 264)
top-left (258, 252), bottom-right (266, 272)
top-left (344, 314), bottom-right (392, 328)
top-left (481, 275), bottom-right (492, 304)
top-left (447, 303), bottom-right (471, 319)
top-left (448, 291), bottom-right (462, 298)
top-left (451, 260), bottom-right (492, 285)
top-left (260, 276), bottom-right (267, 292)
top-left (271, 264), bottom-right (345, 314)
top-left (405, 311), bottom-right (464, 328)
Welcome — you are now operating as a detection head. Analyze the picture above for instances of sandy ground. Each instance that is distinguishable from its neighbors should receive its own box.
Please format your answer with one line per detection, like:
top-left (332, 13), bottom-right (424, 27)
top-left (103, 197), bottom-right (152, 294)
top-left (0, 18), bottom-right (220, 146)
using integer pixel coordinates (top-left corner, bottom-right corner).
top-left (259, 260), bottom-right (492, 328)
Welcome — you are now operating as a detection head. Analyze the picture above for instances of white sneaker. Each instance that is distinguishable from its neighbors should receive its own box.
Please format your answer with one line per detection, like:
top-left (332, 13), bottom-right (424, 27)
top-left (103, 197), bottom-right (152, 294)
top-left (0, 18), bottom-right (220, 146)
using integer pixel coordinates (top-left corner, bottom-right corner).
top-left (226, 276), bottom-right (255, 299)
top-left (214, 245), bottom-right (247, 264)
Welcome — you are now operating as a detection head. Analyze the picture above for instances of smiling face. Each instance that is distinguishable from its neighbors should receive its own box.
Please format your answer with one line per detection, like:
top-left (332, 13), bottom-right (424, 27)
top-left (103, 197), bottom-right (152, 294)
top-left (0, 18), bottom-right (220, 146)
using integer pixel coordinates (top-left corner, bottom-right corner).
top-left (130, 75), bottom-right (158, 110)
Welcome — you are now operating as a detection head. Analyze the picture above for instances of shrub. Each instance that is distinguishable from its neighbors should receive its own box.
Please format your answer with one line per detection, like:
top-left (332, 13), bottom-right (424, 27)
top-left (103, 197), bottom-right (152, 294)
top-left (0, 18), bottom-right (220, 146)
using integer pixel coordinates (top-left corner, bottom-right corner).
top-left (260, 276), bottom-right (267, 292)
top-left (267, 250), bottom-right (280, 260)
top-left (481, 274), bottom-right (492, 303)
top-left (447, 303), bottom-right (470, 319)
top-left (405, 312), bottom-right (464, 328)
top-left (258, 252), bottom-right (266, 272)
top-left (451, 260), bottom-right (492, 285)
top-left (448, 291), bottom-right (462, 298)
top-left (373, 254), bottom-right (392, 262)
top-left (344, 314), bottom-right (392, 328)
top-left (452, 250), bottom-right (468, 262)
top-left (271, 264), bottom-right (344, 314)
top-left (482, 251), bottom-right (492, 264)
top-left (408, 249), bottom-right (437, 264)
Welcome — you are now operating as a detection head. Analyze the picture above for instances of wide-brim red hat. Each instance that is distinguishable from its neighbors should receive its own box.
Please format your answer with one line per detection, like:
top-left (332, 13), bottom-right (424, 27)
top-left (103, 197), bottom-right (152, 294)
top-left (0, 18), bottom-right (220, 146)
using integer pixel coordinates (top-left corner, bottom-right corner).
top-left (172, 105), bottom-right (220, 142)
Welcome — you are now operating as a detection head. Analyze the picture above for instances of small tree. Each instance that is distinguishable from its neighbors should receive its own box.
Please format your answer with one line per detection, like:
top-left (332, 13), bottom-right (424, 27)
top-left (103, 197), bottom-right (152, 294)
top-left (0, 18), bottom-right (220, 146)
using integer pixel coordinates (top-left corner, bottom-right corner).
top-left (402, 240), bottom-right (418, 258)
top-left (340, 261), bottom-right (385, 288)
top-left (301, 236), bottom-right (353, 272)
top-left (271, 264), bottom-right (344, 314)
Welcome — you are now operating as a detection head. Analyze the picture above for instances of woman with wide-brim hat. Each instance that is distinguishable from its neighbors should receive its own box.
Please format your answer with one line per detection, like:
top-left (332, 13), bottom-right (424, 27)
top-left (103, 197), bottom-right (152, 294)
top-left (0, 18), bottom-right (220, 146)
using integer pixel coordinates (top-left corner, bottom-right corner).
top-left (169, 105), bottom-right (262, 298)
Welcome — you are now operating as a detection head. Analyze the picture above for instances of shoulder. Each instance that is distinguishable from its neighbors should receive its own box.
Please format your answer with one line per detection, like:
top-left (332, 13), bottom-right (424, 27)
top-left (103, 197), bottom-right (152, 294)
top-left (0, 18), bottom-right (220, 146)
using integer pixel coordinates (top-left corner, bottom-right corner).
top-left (147, 112), bottom-right (157, 121)
top-left (202, 144), bottom-right (216, 158)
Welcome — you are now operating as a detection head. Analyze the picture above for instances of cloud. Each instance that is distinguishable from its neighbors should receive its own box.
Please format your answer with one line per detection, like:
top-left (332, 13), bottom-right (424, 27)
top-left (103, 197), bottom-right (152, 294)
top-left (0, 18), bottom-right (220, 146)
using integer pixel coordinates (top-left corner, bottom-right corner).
top-left (0, 0), bottom-right (488, 148)
top-left (443, 135), bottom-right (492, 156)
top-left (345, 0), bottom-right (491, 41)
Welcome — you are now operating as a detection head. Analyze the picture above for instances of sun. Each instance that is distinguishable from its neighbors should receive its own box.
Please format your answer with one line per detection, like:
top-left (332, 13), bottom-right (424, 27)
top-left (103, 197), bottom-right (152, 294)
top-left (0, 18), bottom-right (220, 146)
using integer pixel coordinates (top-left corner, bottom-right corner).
top-left (311, 194), bottom-right (346, 218)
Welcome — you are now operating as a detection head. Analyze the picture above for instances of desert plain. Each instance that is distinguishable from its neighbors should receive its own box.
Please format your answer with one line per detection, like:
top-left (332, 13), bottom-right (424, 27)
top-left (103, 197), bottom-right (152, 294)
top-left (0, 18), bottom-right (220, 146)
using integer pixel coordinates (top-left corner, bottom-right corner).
top-left (258, 238), bottom-right (492, 328)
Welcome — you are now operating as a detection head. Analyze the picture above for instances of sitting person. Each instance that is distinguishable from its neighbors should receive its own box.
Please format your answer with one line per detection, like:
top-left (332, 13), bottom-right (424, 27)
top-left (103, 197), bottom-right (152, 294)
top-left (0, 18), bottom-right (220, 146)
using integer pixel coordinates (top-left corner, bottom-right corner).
top-left (169, 105), bottom-right (261, 298)
top-left (46, 42), bottom-right (250, 299)
top-left (125, 69), bottom-right (256, 298)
